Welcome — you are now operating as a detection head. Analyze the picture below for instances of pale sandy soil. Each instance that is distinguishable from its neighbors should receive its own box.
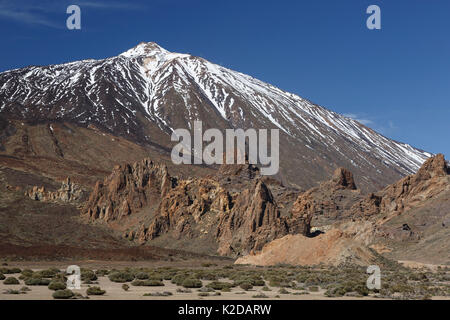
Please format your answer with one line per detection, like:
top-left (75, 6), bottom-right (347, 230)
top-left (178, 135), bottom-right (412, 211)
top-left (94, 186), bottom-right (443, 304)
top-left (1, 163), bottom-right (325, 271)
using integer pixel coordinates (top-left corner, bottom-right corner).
top-left (0, 273), bottom-right (381, 300)
top-left (1, 261), bottom-right (448, 300)
top-left (398, 260), bottom-right (448, 271)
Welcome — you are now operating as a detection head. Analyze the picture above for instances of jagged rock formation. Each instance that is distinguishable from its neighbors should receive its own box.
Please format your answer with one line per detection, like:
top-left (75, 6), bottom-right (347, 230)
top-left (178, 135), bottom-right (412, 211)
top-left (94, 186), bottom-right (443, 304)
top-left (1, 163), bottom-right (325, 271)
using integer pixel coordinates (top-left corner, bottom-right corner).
top-left (290, 167), bottom-right (362, 228)
top-left (331, 167), bottom-right (357, 190)
top-left (26, 177), bottom-right (85, 203)
top-left (83, 159), bottom-right (176, 222)
top-left (82, 159), bottom-right (312, 256)
top-left (236, 154), bottom-right (450, 266)
top-left (81, 154), bottom-right (449, 263)
top-left (350, 154), bottom-right (450, 218)
top-left (215, 180), bottom-right (290, 256)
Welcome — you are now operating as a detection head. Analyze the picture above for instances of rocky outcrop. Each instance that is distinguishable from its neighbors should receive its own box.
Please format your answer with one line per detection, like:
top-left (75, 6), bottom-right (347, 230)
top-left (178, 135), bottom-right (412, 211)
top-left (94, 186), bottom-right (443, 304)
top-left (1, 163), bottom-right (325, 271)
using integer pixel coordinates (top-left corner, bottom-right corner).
top-left (331, 167), bottom-right (357, 190)
top-left (215, 180), bottom-right (291, 256)
top-left (135, 177), bottom-right (310, 256)
top-left (350, 154), bottom-right (450, 218)
top-left (82, 158), bottom-right (176, 222)
top-left (235, 229), bottom-right (376, 267)
top-left (289, 167), bottom-right (362, 228)
top-left (82, 158), bottom-right (313, 256)
top-left (26, 177), bottom-right (85, 203)
top-left (138, 178), bottom-right (232, 242)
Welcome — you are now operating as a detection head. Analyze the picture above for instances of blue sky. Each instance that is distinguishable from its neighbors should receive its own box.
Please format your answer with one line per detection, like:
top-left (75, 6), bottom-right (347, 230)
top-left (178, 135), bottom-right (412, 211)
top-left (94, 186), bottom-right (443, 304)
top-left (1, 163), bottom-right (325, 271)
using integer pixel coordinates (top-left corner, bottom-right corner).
top-left (0, 0), bottom-right (449, 157)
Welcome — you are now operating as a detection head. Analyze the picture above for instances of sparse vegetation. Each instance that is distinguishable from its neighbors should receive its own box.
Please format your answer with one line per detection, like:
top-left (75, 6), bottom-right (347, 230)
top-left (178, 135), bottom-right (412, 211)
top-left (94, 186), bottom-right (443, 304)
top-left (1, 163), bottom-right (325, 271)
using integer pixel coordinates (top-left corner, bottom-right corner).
top-left (182, 278), bottom-right (203, 288)
top-left (3, 277), bottom-right (19, 285)
top-left (52, 289), bottom-right (74, 299)
top-left (108, 271), bottom-right (135, 283)
top-left (25, 278), bottom-right (51, 286)
top-left (239, 282), bottom-right (253, 291)
top-left (135, 272), bottom-right (150, 280)
top-left (1, 263), bottom-right (447, 300)
top-left (3, 289), bottom-right (20, 294)
top-left (131, 279), bottom-right (164, 286)
top-left (206, 281), bottom-right (233, 290)
top-left (0, 267), bottom-right (21, 274)
top-left (48, 281), bottom-right (67, 291)
top-left (86, 286), bottom-right (106, 296)
top-left (144, 291), bottom-right (172, 297)
top-left (81, 269), bottom-right (98, 282)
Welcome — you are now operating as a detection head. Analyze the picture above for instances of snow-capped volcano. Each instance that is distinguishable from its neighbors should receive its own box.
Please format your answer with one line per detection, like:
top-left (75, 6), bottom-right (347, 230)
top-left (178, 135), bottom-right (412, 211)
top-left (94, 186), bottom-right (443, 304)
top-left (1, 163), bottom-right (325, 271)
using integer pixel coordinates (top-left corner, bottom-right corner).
top-left (0, 42), bottom-right (431, 191)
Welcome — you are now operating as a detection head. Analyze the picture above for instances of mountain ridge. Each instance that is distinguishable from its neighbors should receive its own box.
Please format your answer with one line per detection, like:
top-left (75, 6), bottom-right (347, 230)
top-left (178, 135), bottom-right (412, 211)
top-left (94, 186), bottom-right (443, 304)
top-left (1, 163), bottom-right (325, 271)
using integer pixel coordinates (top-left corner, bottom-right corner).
top-left (0, 41), bottom-right (432, 192)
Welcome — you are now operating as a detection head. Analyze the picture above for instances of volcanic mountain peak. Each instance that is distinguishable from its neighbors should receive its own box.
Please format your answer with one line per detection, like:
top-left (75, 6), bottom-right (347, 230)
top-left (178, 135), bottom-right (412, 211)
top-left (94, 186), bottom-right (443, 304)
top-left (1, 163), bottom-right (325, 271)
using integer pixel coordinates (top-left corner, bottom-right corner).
top-left (0, 41), bottom-right (432, 191)
top-left (120, 42), bottom-right (169, 57)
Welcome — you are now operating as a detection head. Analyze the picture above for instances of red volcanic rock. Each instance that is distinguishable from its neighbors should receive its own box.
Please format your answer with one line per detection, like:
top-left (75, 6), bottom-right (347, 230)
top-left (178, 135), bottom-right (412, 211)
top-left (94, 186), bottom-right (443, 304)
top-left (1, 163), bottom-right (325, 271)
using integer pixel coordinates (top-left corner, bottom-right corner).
top-left (416, 153), bottom-right (449, 179)
top-left (82, 158), bottom-right (176, 222)
top-left (215, 180), bottom-right (291, 256)
top-left (82, 158), bottom-right (314, 256)
top-left (351, 154), bottom-right (449, 217)
top-left (332, 167), bottom-right (357, 190)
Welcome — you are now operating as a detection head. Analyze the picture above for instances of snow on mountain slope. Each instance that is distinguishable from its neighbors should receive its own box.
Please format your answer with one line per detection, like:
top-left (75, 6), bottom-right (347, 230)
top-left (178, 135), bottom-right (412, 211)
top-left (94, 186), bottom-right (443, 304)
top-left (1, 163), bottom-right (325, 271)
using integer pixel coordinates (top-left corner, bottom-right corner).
top-left (0, 42), bottom-right (431, 191)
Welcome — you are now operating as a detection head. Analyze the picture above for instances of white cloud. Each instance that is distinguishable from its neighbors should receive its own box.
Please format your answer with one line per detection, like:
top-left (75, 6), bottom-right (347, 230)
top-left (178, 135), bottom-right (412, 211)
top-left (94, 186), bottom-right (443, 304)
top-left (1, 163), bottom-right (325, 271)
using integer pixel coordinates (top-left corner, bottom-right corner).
top-left (343, 113), bottom-right (373, 126)
top-left (0, 0), bottom-right (142, 29)
top-left (0, 1), bottom-right (61, 28)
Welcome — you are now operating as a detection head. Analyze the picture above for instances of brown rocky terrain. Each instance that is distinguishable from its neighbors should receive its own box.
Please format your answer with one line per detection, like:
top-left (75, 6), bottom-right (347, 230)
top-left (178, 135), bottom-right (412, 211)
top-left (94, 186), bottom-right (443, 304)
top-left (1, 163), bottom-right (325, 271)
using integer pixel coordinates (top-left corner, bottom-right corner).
top-left (350, 154), bottom-right (450, 219)
top-left (235, 229), bottom-right (376, 266)
top-left (25, 177), bottom-right (86, 204)
top-left (81, 159), bottom-right (313, 257)
top-left (234, 154), bottom-right (450, 266)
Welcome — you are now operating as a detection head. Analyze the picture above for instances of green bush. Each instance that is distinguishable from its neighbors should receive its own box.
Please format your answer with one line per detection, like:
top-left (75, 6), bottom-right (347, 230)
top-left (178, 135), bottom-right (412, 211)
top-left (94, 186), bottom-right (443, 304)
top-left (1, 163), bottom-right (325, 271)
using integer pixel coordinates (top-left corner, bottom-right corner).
top-left (0, 273), bottom-right (5, 280)
top-left (48, 281), bottom-right (67, 291)
top-left (122, 284), bottom-right (129, 291)
top-left (198, 292), bottom-right (209, 297)
top-left (3, 289), bottom-right (20, 294)
top-left (0, 267), bottom-right (21, 274)
top-left (108, 271), bottom-right (135, 283)
top-left (81, 270), bottom-right (97, 282)
top-left (95, 269), bottom-right (109, 277)
top-left (182, 278), bottom-right (202, 288)
top-left (131, 279), bottom-right (164, 287)
top-left (135, 272), bottom-right (150, 280)
top-left (20, 269), bottom-right (33, 278)
top-left (206, 281), bottom-right (233, 290)
top-left (239, 282), bottom-right (253, 291)
top-left (52, 289), bottom-right (74, 299)
top-left (4, 277), bottom-right (19, 285)
top-left (279, 288), bottom-right (290, 294)
top-left (171, 273), bottom-right (188, 286)
top-left (86, 286), bottom-right (106, 296)
top-left (38, 269), bottom-right (58, 278)
top-left (144, 291), bottom-right (173, 297)
top-left (25, 278), bottom-right (51, 286)
top-left (51, 273), bottom-right (67, 283)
